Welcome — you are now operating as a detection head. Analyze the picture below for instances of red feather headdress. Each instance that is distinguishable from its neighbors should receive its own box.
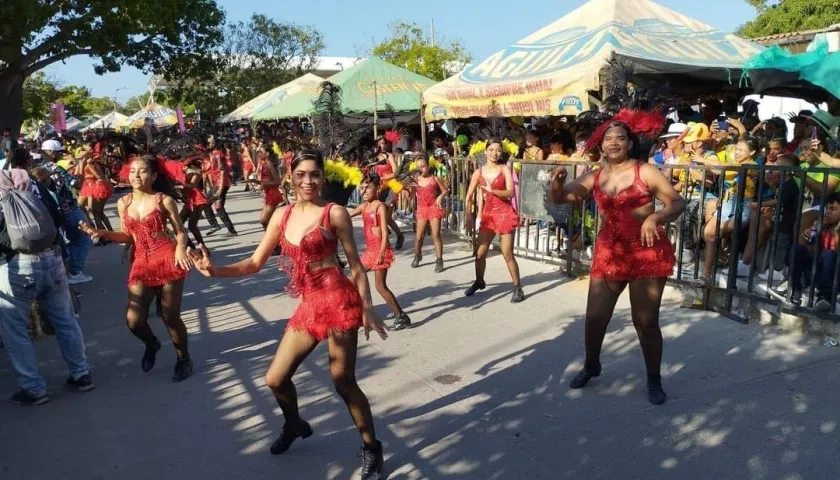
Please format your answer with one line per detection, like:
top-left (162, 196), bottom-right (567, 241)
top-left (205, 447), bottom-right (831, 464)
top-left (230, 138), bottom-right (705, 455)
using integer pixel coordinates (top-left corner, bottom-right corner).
top-left (384, 130), bottom-right (401, 144)
top-left (118, 155), bottom-right (187, 185)
top-left (584, 109), bottom-right (667, 152)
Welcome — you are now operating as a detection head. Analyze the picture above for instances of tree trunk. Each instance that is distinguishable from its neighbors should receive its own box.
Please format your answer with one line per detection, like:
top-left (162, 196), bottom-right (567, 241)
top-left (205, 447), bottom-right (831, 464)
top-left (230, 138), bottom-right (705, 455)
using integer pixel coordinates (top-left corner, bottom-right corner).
top-left (0, 71), bottom-right (25, 138)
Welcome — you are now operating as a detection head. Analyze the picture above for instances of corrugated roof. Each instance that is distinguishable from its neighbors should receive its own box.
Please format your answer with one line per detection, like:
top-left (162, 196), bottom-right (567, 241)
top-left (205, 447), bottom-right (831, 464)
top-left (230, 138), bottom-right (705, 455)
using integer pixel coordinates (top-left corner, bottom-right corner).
top-left (752, 24), bottom-right (840, 45)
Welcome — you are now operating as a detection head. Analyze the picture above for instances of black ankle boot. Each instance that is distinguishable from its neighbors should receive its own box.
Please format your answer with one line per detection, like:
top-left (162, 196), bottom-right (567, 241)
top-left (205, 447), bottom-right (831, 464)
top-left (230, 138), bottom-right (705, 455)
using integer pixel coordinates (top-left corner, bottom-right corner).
top-left (510, 286), bottom-right (525, 303)
top-left (411, 254), bottom-right (421, 268)
top-left (173, 355), bottom-right (194, 382)
top-left (647, 374), bottom-right (667, 405)
top-left (464, 280), bottom-right (486, 297)
top-left (360, 440), bottom-right (384, 479)
top-left (270, 419), bottom-right (314, 455)
top-left (141, 338), bottom-right (161, 373)
top-left (569, 362), bottom-right (601, 389)
top-left (434, 258), bottom-right (444, 273)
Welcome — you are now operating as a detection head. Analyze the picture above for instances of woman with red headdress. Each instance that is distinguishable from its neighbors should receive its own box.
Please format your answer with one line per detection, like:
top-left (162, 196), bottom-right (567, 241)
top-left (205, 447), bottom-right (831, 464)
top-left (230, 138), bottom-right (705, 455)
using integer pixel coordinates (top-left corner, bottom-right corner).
top-left (549, 111), bottom-right (685, 405)
top-left (80, 155), bottom-right (195, 383)
top-left (373, 135), bottom-right (405, 249)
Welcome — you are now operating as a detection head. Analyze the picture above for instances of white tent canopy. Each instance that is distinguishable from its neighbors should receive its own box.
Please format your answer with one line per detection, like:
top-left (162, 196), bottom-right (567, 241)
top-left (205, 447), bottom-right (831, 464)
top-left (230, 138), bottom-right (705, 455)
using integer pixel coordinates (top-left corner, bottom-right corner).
top-left (423, 0), bottom-right (762, 121)
top-left (82, 111), bottom-right (128, 131)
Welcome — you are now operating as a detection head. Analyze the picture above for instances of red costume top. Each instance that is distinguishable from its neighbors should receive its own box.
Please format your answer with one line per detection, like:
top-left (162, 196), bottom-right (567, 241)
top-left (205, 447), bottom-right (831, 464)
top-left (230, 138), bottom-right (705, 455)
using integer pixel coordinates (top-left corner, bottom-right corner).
top-left (478, 168), bottom-right (518, 235)
top-left (122, 193), bottom-right (188, 287)
top-left (183, 168), bottom-right (209, 210)
top-left (277, 203), bottom-right (362, 340)
top-left (211, 149), bottom-right (230, 188)
top-left (590, 162), bottom-right (675, 281)
top-left (414, 176), bottom-right (444, 222)
top-left (260, 161), bottom-right (283, 207)
top-left (359, 203), bottom-right (394, 271)
top-left (241, 149), bottom-right (255, 174)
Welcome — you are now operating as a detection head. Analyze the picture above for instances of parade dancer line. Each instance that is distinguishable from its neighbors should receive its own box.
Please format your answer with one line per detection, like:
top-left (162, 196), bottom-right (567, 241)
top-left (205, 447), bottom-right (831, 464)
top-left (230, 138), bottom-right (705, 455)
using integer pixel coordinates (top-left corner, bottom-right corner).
top-left (80, 155), bottom-right (195, 382)
top-left (464, 138), bottom-right (525, 303)
top-left (351, 174), bottom-right (411, 330)
top-left (411, 154), bottom-right (449, 273)
top-left (191, 149), bottom-right (387, 479)
top-left (550, 117), bottom-right (684, 405)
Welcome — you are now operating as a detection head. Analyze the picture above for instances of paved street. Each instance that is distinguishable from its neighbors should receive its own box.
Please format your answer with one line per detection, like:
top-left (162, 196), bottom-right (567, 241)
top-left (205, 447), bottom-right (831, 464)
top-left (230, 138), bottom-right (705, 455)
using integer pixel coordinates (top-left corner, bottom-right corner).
top-left (1, 189), bottom-right (838, 480)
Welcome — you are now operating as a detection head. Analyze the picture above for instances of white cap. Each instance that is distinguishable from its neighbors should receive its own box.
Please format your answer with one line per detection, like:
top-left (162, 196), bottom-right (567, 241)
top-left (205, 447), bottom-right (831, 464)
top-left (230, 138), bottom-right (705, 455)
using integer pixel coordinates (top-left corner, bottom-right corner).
top-left (41, 139), bottom-right (63, 152)
top-left (660, 123), bottom-right (688, 139)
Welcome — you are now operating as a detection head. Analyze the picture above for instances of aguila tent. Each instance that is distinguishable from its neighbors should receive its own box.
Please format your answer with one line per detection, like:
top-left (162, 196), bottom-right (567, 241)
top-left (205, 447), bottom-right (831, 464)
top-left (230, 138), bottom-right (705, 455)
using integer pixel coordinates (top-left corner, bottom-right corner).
top-left (219, 73), bottom-right (325, 123)
top-left (119, 103), bottom-right (178, 129)
top-left (254, 58), bottom-right (436, 120)
top-left (423, 0), bottom-right (762, 121)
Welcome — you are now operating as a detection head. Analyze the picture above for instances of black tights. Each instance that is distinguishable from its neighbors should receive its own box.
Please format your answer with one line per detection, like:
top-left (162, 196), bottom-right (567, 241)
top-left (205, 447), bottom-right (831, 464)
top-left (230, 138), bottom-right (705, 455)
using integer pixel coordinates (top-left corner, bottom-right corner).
top-left (214, 186), bottom-right (236, 234)
top-left (582, 277), bottom-right (666, 376)
top-left (264, 329), bottom-right (378, 447)
top-left (374, 268), bottom-right (403, 316)
top-left (126, 280), bottom-right (189, 358)
top-left (180, 207), bottom-right (205, 247)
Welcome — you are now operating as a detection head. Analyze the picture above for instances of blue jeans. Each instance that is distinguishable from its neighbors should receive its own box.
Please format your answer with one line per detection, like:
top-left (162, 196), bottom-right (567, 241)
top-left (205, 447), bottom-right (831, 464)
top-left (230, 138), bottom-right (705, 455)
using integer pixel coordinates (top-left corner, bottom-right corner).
top-left (790, 245), bottom-right (837, 296)
top-left (62, 208), bottom-right (92, 275)
top-left (0, 249), bottom-right (90, 394)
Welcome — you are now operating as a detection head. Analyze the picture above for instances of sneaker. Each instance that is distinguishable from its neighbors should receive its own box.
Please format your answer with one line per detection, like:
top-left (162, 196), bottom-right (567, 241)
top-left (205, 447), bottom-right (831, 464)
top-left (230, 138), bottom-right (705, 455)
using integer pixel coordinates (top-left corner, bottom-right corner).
top-left (141, 338), bottom-right (162, 373)
top-left (206, 226), bottom-right (222, 237)
top-left (10, 390), bottom-right (49, 406)
top-left (735, 261), bottom-right (751, 277)
top-left (67, 272), bottom-right (93, 285)
top-left (359, 440), bottom-right (384, 480)
top-left (66, 374), bottom-right (96, 392)
top-left (270, 419), bottom-right (314, 455)
top-left (510, 286), bottom-right (525, 303)
top-left (464, 280), bottom-right (486, 297)
top-left (434, 258), bottom-right (444, 273)
top-left (410, 254), bottom-right (422, 268)
top-left (172, 356), bottom-right (194, 382)
top-left (392, 313), bottom-right (411, 331)
top-left (225, 231), bottom-right (239, 237)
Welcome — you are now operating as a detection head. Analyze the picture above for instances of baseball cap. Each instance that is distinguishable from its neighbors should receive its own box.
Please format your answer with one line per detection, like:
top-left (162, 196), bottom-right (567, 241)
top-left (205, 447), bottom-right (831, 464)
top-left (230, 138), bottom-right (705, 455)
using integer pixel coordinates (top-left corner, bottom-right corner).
top-left (41, 139), bottom-right (64, 152)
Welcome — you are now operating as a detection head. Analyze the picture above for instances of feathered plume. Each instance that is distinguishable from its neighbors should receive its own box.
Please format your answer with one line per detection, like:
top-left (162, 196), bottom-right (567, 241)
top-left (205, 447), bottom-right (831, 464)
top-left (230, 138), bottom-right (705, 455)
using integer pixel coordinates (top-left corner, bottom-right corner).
top-left (311, 81), bottom-right (344, 159)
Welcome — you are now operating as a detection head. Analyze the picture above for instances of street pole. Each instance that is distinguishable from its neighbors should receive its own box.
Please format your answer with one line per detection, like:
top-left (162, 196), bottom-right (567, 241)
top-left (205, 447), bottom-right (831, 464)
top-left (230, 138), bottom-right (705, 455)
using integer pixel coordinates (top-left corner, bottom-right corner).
top-left (372, 81), bottom-right (378, 138)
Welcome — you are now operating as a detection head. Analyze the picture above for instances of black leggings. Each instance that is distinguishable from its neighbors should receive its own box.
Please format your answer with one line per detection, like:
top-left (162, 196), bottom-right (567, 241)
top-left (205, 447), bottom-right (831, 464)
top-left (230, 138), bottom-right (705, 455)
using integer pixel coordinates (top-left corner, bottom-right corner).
top-left (214, 186), bottom-right (236, 234)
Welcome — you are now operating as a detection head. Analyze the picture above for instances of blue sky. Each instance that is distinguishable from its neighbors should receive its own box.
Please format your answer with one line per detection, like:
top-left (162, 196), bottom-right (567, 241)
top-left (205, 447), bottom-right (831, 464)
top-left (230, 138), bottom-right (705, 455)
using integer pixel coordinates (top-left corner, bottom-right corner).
top-left (45, 0), bottom-right (757, 105)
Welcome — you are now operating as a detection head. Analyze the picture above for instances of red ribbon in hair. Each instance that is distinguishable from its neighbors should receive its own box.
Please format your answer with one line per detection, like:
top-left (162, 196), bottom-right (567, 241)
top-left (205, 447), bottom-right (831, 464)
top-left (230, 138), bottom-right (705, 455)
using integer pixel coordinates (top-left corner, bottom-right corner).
top-left (585, 109), bottom-right (667, 152)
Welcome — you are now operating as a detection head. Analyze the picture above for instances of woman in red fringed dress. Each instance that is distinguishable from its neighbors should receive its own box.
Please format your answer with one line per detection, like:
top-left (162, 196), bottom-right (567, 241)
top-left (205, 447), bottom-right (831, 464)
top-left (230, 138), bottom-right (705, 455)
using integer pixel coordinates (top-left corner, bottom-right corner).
top-left (350, 174), bottom-right (411, 330)
top-left (80, 155), bottom-right (195, 383)
top-left (463, 138), bottom-right (525, 303)
top-left (549, 118), bottom-right (685, 405)
top-left (257, 147), bottom-right (285, 229)
top-left (76, 154), bottom-right (114, 238)
top-left (411, 153), bottom-right (449, 273)
top-left (191, 148), bottom-right (387, 477)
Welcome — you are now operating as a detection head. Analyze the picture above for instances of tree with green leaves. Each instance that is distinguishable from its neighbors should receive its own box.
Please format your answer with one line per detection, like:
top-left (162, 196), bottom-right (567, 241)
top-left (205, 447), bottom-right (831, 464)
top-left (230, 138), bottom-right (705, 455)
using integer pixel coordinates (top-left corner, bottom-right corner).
top-left (737, 0), bottom-right (840, 39)
top-left (21, 73), bottom-right (118, 129)
top-left (166, 14), bottom-right (325, 120)
top-left (371, 22), bottom-right (471, 82)
top-left (0, 0), bottom-right (225, 136)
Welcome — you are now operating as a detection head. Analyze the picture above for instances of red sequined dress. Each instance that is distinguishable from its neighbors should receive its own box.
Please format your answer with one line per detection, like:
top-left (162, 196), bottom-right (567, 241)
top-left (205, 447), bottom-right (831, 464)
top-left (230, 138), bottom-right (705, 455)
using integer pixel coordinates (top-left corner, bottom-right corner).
top-left (479, 168), bottom-right (519, 235)
top-left (375, 161), bottom-right (396, 204)
top-left (79, 163), bottom-right (113, 200)
top-left (278, 203), bottom-right (363, 340)
top-left (590, 162), bottom-right (675, 281)
top-left (122, 193), bottom-right (188, 287)
top-left (359, 203), bottom-right (395, 271)
top-left (183, 169), bottom-right (209, 211)
top-left (260, 161), bottom-right (284, 207)
top-left (415, 176), bottom-right (444, 222)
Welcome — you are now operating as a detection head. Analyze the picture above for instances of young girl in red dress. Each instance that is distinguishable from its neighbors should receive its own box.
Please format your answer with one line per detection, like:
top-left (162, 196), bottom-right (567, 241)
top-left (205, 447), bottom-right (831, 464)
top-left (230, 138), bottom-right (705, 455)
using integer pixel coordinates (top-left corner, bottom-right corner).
top-left (80, 155), bottom-right (195, 382)
top-left (76, 154), bottom-right (114, 238)
top-left (464, 138), bottom-right (525, 302)
top-left (411, 154), bottom-right (449, 273)
top-left (351, 174), bottom-right (411, 330)
top-left (373, 137), bottom-right (405, 249)
top-left (180, 156), bottom-right (218, 250)
top-left (256, 147), bottom-right (284, 229)
top-left (550, 116), bottom-right (685, 405)
top-left (240, 142), bottom-right (256, 192)
top-left (191, 148), bottom-right (387, 478)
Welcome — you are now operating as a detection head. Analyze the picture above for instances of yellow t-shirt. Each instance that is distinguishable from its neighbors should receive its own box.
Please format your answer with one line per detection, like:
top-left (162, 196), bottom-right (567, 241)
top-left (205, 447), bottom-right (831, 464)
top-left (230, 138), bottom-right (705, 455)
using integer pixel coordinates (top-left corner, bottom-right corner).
top-left (725, 160), bottom-right (758, 202)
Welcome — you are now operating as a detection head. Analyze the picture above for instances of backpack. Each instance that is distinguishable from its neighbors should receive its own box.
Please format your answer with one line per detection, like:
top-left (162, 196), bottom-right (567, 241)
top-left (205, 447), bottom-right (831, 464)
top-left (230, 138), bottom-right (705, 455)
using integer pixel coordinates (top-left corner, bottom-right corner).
top-left (0, 180), bottom-right (58, 254)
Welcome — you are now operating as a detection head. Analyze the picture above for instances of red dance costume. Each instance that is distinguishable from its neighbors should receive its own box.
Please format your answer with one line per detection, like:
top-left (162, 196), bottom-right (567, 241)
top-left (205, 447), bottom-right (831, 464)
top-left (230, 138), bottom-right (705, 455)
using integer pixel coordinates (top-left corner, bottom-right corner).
top-left (374, 162), bottom-right (396, 204)
top-left (590, 162), bottom-right (675, 281)
top-left (211, 150), bottom-right (231, 188)
top-left (183, 169), bottom-right (209, 211)
top-left (360, 204), bottom-right (395, 271)
top-left (278, 204), bottom-right (363, 340)
top-left (79, 163), bottom-right (113, 200)
top-left (260, 161), bottom-right (284, 207)
top-left (242, 150), bottom-right (255, 176)
top-left (415, 177), bottom-right (444, 222)
top-left (122, 193), bottom-right (188, 287)
top-left (479, 168), bottom-right (518, 235)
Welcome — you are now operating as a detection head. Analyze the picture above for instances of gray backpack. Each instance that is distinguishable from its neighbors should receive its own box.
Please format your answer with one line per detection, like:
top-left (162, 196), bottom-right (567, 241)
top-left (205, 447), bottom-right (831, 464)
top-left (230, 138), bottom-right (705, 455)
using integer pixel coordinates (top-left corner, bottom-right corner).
top-left (0, 185), bottom-right (58, 254)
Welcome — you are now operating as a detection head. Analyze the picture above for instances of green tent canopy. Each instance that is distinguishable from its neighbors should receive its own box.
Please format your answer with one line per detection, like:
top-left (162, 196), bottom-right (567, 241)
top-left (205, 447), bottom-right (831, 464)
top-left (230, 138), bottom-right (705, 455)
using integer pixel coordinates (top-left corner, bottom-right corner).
top-left (254, 58), bottom-right (436, 120)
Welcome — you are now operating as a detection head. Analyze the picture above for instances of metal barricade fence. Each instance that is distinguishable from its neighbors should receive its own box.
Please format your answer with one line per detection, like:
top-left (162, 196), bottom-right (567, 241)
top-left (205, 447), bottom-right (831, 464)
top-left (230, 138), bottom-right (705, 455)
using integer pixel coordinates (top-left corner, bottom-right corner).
top-left (437, 158), bottom-right (840, 324)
